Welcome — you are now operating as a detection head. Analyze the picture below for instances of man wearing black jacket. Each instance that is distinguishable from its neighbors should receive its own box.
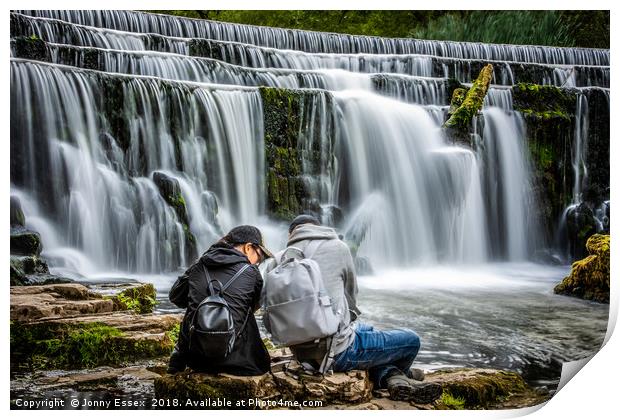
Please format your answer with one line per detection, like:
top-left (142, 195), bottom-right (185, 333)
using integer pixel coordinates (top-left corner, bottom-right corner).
top-left (167, 225), bottom-right (273, 375)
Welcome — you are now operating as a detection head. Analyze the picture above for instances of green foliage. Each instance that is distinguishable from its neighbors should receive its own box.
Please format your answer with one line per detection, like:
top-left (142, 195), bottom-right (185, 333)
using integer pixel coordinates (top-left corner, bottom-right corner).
top-left (410, 11), bottom-right (572, 47)
top-left (150, 10), bottom-right (442, 39)
top-left (149, 10), bottom-right (609, 48)
top-left (166, 323), bottom-right (181, 345)
top-left (112, 283), bottom-right (157, 314)
top-left (440, 391), bottom-right (466, 410)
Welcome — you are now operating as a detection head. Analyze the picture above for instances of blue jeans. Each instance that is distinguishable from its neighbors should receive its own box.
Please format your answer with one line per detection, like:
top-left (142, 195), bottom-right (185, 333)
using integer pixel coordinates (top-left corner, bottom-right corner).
top-left (331, 323), bottom-right (420, 389)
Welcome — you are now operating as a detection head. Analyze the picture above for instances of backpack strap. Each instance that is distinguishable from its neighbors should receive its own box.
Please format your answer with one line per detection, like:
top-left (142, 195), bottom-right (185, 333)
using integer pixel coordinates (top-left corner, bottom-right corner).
top-left (221, 264), bottom-right (250, 292)
top-left (201, 265), bottom-right (220, 296)
top-left (201, 264), bottom-right (250, 296)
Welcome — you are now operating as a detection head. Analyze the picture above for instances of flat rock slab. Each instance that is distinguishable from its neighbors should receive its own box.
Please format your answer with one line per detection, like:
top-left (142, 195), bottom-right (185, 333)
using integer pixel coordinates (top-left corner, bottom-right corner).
top-left (11, 282), bottom-right (159, 322)
top-left (426, 368), bottom-right (549, 409)
top-left (10, 284), bottom-right (113, 322)
top-left (155, 368), bottom-right (371, 409)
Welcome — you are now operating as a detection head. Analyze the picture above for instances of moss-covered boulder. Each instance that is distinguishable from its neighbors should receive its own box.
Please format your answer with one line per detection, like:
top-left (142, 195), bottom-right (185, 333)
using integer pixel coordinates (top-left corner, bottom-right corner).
top-left (155, 372), bottom-right (280, 409)
top-left (10, 312), bottom-right (182, 371)
top-left (10, 227), bottom-right (42, 256)
top-left (444, 64), bottom-right (493, 131)
top-left (10, 195), bottom-right (25, 227)
top-left (425, 368), bottom-right (545, 409)
top-left (10, 255), bottom-right (51, 286)
top-left (554, 234), bottom-right (610, 302)
top-left (107, 283), bottom-right (158, 314)
top-left (447, 87), bottom-right (467, 114)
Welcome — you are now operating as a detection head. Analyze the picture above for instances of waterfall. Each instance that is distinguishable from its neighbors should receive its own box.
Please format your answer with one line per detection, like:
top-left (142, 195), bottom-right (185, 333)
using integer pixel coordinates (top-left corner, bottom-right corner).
top-left (336, 91), bottom-right (488, 266)
top-left (11, 59), bottom-right (265, 274)
top-left (10, 10), bottom-right (609, 277)
top-left (16, 10), bottom-right (609, 65)
top-left (571, 93), bottom-right (589, 204)
top-left (480, 108), bottom-right (537, 260)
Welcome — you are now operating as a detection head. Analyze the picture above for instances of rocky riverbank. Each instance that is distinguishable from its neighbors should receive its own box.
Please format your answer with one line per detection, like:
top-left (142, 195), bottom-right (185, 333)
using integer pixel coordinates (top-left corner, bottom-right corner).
top-left (10, 282), bottom-right (548, 410)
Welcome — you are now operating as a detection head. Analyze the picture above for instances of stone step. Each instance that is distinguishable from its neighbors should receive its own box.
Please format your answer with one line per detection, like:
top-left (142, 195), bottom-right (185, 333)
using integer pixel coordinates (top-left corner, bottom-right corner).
top-left (153, 365), bottom-right (547, 409)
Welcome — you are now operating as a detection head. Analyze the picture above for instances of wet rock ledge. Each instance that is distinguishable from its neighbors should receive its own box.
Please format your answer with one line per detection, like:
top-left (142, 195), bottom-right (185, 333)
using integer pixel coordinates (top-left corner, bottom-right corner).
top-left (10, 282), bottom-right (181, 371)
top-left (153, 364), bottom-right (547, 410)
top-left (10, 283), bottom-right (547, 409)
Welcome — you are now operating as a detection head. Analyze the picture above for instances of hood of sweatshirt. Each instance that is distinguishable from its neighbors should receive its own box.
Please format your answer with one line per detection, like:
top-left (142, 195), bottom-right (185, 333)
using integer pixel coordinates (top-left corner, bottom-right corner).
top-left (287, 224), bottom-right (339, 246)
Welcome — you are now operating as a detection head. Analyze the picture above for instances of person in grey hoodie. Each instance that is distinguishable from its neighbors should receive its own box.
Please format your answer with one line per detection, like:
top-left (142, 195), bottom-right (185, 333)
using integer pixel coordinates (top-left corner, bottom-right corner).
top-left (264, 215), bottom-right (442, 404)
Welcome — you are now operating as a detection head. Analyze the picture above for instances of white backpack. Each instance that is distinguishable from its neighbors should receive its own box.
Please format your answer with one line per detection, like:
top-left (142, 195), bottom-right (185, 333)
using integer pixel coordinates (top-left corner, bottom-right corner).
top-left (263, 241), bottom-right (340, 350)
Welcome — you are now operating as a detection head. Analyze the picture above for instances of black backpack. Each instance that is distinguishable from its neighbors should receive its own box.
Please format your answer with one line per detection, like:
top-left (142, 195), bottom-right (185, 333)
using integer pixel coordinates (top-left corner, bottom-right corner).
top-left (189, 264), bottom-right (250, 360)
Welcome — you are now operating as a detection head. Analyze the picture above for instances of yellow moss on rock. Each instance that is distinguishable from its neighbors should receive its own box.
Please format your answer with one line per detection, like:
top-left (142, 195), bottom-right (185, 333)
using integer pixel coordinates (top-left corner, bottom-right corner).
top-left (444, 64), bottom-right (493, 130)
top-left (554, 234), bottom-right (610, 303)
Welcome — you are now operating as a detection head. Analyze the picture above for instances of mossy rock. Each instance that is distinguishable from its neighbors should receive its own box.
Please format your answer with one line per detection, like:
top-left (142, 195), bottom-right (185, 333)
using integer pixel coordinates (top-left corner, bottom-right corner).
top-left (444, 64), bottom-right (493, 131)
top-left (10, 35), bottom-right (47, 62)
top-left (154, 372), bottom-right (279, 409)
top-left (10, 314), bottom-right (181, 371)
top-left (10, 228), bottom-right (42, 256)
top-left (259, 86), bottom-right (335, 220)
top-left (110, 283), bottom-right (157, 314)
top-left (426, 368), bottom-right (534, 409)
top-left (554, 234), bottom-right (610, 302)
top-left (448, 87), bottom-right (468, 114)
top-left (10, 195), bottom-right (25, 227)
top-left (10, 256), bottom-right (50, 286)
top-left (151, 171), bottom-right (197, 261)
top-left (512, 83), bottom-right (576, 121)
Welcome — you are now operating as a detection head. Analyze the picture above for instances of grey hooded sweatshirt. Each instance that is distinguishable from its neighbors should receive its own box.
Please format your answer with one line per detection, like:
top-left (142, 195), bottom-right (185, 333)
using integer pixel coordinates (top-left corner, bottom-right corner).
top-left (264, 224), bottom-right (361, 356)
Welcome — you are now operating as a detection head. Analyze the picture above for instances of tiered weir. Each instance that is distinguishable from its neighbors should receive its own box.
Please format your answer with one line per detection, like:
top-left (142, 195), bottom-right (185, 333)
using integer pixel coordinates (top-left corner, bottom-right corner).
top-left (10, 10), bottom-right (610, 275)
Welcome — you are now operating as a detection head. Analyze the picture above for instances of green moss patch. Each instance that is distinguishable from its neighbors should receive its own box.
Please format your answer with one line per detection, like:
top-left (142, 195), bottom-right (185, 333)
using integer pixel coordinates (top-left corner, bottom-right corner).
top-left (438, 391), bottom-right (466, 410)
top-left (259, 86), bottom-right (333, 220)
top-left (110, 283), bottom-right (157, 314)
top-left (555, 234), bottom-right (610, 302)
top-left (512, 83), bottom-right (576, 121)
top-left (10, 320), bottom-right (177, 371)
top-left (444, 64), bottom-right (493, 131)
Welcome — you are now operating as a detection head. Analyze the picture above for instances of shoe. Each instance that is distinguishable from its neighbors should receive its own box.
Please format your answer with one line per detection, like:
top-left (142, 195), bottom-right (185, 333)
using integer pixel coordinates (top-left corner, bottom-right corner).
top-left (386, 374), bottom-right (443, 404)
top-left (167, 345), bottom-right (187, 374)
top-left (406, 367), bottom-right (426, 381)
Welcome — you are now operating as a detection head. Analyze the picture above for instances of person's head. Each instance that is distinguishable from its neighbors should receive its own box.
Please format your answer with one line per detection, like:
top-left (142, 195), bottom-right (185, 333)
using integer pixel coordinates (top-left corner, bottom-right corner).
top-left (220, 225), bottom-right (273, 265)
top-left (288, 214), bottom-right (321, 235)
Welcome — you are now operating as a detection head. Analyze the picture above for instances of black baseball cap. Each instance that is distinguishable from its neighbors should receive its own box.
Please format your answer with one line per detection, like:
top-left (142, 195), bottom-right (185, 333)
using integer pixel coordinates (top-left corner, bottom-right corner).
top-left (224, 225), bottom-right (274, 259)
top-left (289, 214), bottom-right (321, 233)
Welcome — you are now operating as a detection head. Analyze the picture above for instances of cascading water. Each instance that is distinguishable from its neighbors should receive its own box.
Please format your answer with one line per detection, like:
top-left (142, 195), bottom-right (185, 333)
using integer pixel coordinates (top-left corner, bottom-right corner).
top-left (11, 59), bottom-right (266, 275)
top-left (479, 108), bottom-right (537, 260)
top-left (16, 10), bottom-right (610, 65)
top-left (9, 10), bottom-right (610, 390)
top-left (336, 91), bottom-right (488, 266)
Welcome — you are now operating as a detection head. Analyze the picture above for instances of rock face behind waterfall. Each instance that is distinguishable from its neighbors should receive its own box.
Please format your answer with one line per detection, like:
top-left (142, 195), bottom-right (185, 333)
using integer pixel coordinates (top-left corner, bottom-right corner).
top-left (554, 234), bottom-right (610, 302)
